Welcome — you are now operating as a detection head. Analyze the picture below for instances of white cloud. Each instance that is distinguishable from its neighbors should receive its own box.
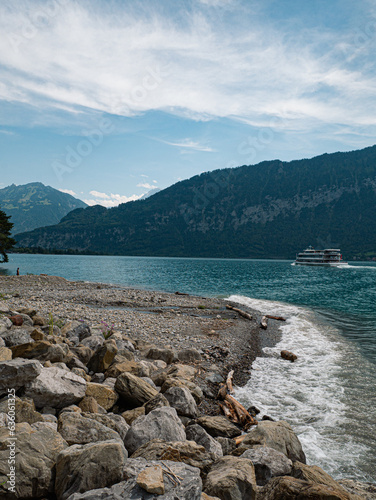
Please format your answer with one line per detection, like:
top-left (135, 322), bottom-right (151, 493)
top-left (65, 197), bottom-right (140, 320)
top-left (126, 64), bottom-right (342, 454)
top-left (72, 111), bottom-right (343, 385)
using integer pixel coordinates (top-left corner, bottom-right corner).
top-left (89, 190), bottom-right (110, 199)
top-left (0, 0), bottom-right (374, 134)
top-left (59, 188), bottom-right (76, 196)
top-left (161, 138), bottom-right (216, 152)
top-left (84, 192), bottom-right (144, 207)
top-left (137, 183), bottom-right (155, 189)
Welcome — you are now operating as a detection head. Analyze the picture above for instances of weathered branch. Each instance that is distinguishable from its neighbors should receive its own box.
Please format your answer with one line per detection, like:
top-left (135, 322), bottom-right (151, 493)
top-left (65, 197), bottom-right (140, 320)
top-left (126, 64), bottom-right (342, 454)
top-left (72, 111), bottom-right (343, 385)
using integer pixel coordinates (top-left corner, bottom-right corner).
top-left (226, 304), bottom-right (253, 320)
top-left (226, 370), bottom-right (234, 394)
top-left (265, 315), bottom-right (286, 321)
top-left (218, 370), bottom-right (257, 430)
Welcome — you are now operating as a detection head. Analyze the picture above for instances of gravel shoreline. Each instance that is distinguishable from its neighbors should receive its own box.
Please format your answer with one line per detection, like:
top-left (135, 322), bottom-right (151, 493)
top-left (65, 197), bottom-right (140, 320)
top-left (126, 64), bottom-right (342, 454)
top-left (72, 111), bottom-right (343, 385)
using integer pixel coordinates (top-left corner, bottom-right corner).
top-left (0, 274), bottom-right (281, 406)
top-left (2, 275), bottom-right (376, 499)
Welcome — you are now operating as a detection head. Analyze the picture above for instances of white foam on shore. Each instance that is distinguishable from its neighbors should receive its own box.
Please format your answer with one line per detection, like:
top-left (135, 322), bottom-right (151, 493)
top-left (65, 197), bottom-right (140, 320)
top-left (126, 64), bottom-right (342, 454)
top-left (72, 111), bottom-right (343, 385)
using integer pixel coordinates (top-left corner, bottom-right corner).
top-left (228, 295), bottom-right (376, 482)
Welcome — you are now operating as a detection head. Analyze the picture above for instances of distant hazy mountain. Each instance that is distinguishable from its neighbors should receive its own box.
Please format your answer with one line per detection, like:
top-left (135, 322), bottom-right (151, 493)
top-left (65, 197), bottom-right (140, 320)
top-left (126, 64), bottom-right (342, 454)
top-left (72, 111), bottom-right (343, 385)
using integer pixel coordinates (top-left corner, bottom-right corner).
top-left (14, 146), bottom-right (376, 259)
top-left (140, 188), bottom-right (161, 200)
top-left (0, 182), bottom-right (87, 234)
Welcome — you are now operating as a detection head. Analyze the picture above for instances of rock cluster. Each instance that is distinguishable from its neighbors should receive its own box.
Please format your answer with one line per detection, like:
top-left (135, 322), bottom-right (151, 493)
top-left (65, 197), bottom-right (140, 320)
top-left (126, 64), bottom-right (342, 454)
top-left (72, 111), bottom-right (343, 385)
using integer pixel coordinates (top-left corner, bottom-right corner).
top-left (0, 278), bottom-right (371, 499)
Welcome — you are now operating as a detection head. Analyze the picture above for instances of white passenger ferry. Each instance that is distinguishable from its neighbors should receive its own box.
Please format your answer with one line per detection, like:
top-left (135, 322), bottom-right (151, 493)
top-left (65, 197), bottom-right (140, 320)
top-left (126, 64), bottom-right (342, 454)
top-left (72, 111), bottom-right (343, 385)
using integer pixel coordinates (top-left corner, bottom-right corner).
top-left (293, 246), bottom-right (348, 266)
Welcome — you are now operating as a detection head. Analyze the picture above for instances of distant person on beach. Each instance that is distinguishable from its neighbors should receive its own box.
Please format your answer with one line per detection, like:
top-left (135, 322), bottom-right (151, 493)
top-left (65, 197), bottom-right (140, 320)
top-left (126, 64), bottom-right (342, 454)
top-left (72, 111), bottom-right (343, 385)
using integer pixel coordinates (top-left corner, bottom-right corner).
top-left (16, 268), bottom-right (19, 276)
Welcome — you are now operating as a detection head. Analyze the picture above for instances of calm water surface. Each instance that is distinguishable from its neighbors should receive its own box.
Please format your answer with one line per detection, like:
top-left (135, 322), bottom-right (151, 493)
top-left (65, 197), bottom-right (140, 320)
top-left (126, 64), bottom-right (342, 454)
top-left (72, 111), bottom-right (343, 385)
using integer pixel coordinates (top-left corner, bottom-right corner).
top-left (1, 254), bottom-right (375, 481)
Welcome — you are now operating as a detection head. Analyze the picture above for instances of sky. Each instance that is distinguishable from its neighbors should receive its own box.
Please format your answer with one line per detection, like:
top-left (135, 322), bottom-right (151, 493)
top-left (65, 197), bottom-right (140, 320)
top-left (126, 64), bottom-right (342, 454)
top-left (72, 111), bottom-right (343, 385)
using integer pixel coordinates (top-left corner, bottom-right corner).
top-left (0, 0), bottom-right (375, 207)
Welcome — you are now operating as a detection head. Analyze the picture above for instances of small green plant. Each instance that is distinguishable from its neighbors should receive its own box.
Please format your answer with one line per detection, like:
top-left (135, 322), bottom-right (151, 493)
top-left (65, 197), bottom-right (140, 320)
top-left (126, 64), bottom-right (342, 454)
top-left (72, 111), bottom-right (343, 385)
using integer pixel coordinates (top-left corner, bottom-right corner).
top-left (101, 320), bottom-right (114, 339)
top-left (197, 305), bottom-right (206, 310)
top-left (48, 312), bottom-right (54, 335)
top-left (0, 293), bottom-right (7, 300)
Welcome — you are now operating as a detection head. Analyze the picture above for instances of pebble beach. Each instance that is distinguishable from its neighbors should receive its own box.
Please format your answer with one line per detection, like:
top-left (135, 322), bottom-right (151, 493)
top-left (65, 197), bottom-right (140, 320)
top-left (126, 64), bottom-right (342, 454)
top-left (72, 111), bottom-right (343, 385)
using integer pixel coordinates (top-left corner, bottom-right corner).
top-left (0, 274), bottom-right (375, 499)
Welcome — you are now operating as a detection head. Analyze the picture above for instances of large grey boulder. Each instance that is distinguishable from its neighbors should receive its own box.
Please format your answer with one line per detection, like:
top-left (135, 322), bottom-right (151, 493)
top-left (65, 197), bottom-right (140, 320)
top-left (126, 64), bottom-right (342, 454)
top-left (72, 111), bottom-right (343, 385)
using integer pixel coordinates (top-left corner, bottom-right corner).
top-left (290, 461), bottom-right (355, 498)
top-left (164, 386), bottom-right (198, 418)
top-left (0, 358), bottom-right (42, 392)
top-left (85, 382), bottom-right (118, 410)
top-left (257, 476), bottom-right (354, 500)
top-left (70, 346), bottom-right (94, 365)
top-left (0, 422), bottom-right (68, 499)
top-left (0, 395), bottom-right (44, 424)
top-left (24, 366), bottom-right (86, 408)
top-left (215, 436), bottom-right (237, 456)
top-left (73, 323), bottom-right (91, 341)
top-left (87, 339), bottom-right (118, 373)
top-left (236, 420), bottom-right (306, 463)
top-left (186, 424), bottom-right (223, 458)
top-left (146, 347), bottom-right (176, 364)
top-left (81, 335), bottom-right (104, 352)
top-left (124, 407), bottom-right (186, 455)
top-left (81, 412), bottom-right (130, 440)
top-left (57, 412), bottom-right (123, 445)
top-left (144, 393), bottom-right (170, 414)
top-left (204, 456), bottom-right (257, 500)
top-left (110, 333), bottom-right (136, 353)
top-left (241, 446), bottom-right (292, 486)
top-left (196, 415), bottom-right (242, 438)
top-left (0, 315), bottom-right (12, 333)
top-left (131, 438), bottom-right (216, 470)
top-left (1, 329), bottom-right (34, 347)
top-left (115, 371), bottom-right (159, 408)
top-left (338, 479), bottom-right (376, 500)
top-left (66, 458), bottom-right (202, 499)
top-left (177, 348), bottom-right (202, 363)
top-left (11, 340), bottom-right (69, 362)
top-left (55, 439), bottom-right (128, 500)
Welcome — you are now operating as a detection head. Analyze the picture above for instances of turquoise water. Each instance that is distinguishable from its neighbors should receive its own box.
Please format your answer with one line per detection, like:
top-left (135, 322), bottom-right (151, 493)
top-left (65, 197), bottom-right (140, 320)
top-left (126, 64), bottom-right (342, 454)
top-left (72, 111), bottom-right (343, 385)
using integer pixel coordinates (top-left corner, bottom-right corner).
top-left (1, 254), bottom-right (376, 481)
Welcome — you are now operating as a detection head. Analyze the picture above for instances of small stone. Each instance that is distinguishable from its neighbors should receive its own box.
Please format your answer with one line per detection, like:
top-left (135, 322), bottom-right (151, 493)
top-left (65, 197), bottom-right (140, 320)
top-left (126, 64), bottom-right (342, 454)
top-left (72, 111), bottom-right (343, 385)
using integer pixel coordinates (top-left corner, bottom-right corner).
top-left (78, 396), bottom-right (99, 413)
top-left (33, 315), bottom-right (47, 326)
top-left (122, 406), bottom-right (145, 425)
top-left (281, 350), bottom-right (298, 362)
top-left (0, 347), bottom-right (12, 361)
top-left (85, 382), bottom-right (118, 410)
top-left (30, 328), bottom-right (46, 340)
top-left (136, 465), bottom-right (165, 495)
top-left (9, 314), bottom-right (24, 326)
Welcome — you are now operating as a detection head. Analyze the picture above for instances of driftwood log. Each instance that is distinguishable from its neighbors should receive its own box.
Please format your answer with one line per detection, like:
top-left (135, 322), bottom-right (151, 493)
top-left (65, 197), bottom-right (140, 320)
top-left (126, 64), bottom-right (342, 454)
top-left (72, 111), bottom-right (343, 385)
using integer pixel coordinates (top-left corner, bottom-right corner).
top-left (265, 315), bottom-right (286, 321)
top-left (226, 304), bottom-right (253, 320)
top-left (217, 370), bottom-right (257, 430)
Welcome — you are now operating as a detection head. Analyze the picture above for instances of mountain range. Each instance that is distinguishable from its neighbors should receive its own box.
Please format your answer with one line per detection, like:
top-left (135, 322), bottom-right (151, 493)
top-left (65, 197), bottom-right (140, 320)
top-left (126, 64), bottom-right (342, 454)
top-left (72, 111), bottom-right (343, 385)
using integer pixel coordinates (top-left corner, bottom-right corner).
top-left (14, 145), bottom-right (376, 259)
top-left (0, 182), bottom-right (87, 234)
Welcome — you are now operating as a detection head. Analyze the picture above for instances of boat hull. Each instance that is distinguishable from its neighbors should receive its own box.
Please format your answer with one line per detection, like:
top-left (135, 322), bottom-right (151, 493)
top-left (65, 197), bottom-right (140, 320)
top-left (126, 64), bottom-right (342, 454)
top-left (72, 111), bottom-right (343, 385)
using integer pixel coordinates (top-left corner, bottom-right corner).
top-left (292, 261), bottom-right (349, 267)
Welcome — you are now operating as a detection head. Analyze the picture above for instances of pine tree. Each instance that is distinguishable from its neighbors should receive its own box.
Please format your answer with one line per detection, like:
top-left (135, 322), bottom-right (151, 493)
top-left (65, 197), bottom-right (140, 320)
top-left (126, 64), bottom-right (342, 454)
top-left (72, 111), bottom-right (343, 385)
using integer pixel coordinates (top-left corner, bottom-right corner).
top-left (0, 208), bottom-right (16, 263)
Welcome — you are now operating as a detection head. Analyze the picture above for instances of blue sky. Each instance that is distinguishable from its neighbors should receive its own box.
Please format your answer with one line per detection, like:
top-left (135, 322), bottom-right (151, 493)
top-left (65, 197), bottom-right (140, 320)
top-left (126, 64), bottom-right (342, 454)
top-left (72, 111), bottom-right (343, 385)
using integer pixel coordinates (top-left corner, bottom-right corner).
top-left (0, 0), bottom-right (375, 206)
